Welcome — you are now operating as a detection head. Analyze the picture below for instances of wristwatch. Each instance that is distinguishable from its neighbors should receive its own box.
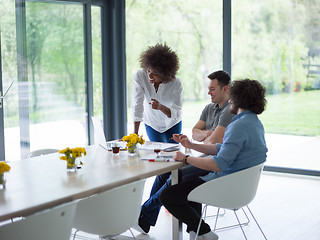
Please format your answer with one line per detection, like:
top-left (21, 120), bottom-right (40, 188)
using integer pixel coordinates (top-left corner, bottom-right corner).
top-left (184, 155), bottom-right (190, 164)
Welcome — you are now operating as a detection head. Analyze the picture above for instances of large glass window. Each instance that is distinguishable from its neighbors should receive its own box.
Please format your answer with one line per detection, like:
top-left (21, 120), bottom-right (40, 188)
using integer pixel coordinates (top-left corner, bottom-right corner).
top-left (232, 0), bottom-right (320, 171)
top-left (25, 2), bottom-right (87, 155)
top-left (126, 0), bottom-right (319, 174)
top-left (126, 0), bottom-right (223, 136)
top-left (1, 1), bottom-right (101, 161)
top-left (1, 0), bottom-right (124, 161)
top-left (92, 6), bottom-right (103, 119)
top-left (1, 0), bottom-right (19, 160)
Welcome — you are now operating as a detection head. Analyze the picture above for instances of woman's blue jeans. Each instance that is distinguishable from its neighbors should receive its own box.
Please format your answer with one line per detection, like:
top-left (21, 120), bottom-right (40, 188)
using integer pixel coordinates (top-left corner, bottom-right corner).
top-left (140, 172), bottom-right (172, 226)
top-left (145, 121), bottom-right (182, 143)
top-left (141, 121), bottom-right (209, 226)
top-left (140, 121), bottom-right (182, 225)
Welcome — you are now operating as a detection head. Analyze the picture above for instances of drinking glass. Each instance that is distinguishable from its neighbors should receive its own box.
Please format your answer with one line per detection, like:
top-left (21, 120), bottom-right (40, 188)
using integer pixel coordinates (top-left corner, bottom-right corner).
top-left (112, 143), bottom-right (120, 155)
top-left (153, 143), bottom-right (162, 156)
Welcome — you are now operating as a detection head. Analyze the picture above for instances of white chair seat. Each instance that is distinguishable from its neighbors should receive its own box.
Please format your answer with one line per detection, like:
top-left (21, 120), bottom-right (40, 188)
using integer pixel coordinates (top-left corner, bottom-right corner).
top-left (0, 201), bottom-right (76, 240)
top-left (188, 163), bottom-right (267, 240)
top-left (28, 148), bottom-right (58, 158)
top-left (73, 179), bottom-right (145, 239)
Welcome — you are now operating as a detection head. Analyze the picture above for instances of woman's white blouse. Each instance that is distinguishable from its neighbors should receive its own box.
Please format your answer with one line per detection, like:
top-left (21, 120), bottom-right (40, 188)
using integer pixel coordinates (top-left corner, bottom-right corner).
top-left (132, 69), bottom-right (183, 133)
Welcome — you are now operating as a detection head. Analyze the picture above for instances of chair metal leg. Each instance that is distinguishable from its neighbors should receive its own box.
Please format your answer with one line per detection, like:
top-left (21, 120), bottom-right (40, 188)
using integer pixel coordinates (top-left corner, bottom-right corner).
top-left (213, 207), bottom-right (220, 231)
top-left (246, 206), bottom-right (268, 240)
top-left (195, 204), bottom-right (208, 240)
top-left (234, 206), bottom-right (268, 240)
top-left (234, 210), bottom-right (248, 240)
top-left (196, 205), bottom-right (266, 240)
top-left (206, 207), bottom-right (226, 219)
top-left (214, 208), bottom-right (250, 231)
top-left (241, 207), bottom-right (251, 226)
top-left (72, 229), bottom-right (79, 240)
top-left (128, 228), bottom-right (137, 240)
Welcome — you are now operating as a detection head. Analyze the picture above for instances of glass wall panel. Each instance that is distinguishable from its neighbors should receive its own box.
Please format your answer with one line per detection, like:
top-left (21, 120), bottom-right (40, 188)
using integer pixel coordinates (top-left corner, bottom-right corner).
top-left (92, 6), bottom-right (103, 119)
top-left (126, 0), bottom-right (222, 137)
top-left (1, 1), bottom-right (108, 161)
top-left (24, 2), bottom-right (87, 156)
top-left (232, 0), bottom-right (320, 171)
top-left (1, 0), bottom-right (20, 160)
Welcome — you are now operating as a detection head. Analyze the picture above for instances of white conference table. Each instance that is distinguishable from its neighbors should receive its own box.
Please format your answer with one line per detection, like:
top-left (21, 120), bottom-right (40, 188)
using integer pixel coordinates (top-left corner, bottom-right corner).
top-left (0, 143), bottom-right (189, 240)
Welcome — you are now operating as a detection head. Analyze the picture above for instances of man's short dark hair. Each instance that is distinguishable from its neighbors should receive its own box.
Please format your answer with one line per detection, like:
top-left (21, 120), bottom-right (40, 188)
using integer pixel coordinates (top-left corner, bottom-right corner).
top-left (139, 43), bottom-right (180, 82)
top-left (230, 79), bottom-right (267, 114)
top-left (207, 70), bottom-right (231, 88)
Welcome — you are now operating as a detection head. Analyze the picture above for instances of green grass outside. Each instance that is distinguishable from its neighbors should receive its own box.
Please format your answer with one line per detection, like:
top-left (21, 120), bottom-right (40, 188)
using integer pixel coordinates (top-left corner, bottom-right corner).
top-left (259, 90), bottom-right (320, 136)
top-left (182, 90), bottom-right (320, 136)
top-left (127, 90), bottom-right (320, 136)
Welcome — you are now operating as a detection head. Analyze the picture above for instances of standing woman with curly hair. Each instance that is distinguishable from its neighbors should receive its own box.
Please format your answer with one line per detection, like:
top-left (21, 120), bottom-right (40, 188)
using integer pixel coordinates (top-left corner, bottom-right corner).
top-left (132, 43), bottom-right (182, 143)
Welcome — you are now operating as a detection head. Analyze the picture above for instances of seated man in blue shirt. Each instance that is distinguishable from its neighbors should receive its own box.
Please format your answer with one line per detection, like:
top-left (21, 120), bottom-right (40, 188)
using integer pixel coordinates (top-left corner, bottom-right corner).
top-left (133, 70), bottom-right (234, 235)
top-left (160, 79), bottom-right (268, 240)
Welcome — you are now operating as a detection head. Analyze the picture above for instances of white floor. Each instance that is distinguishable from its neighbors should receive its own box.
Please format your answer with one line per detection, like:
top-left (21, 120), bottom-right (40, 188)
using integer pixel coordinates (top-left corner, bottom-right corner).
top-left (71, 172), bottom-right (320, 240)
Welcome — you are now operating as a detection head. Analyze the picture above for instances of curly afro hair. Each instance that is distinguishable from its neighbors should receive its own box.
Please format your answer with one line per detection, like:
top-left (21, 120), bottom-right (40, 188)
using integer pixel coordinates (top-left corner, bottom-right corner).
top-left (139, 43), bottom-right (180, 82)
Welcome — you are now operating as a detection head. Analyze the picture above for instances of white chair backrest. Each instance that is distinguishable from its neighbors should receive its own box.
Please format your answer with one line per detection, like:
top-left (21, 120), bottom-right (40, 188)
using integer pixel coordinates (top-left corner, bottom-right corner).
top-left (29, 149), bottom-right (58, 158)
top-left (188, 163), bottom-right (264, 210)
top-left (73, 179), bottom-right (145, 237)
top-left (0, 202), bottom-right (76, 240)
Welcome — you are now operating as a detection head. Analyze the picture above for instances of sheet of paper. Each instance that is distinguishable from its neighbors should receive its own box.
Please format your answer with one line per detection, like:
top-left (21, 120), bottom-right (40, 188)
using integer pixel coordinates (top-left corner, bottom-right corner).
top-left (138, 142), bottom-right (180, 151)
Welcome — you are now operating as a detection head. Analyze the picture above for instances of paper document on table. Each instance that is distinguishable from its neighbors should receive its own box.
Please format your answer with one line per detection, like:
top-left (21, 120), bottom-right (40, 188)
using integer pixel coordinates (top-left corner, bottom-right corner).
top-left (139, 142), bottom-right (180, 151)
top-left (141, 154), bottom-right (174, 162)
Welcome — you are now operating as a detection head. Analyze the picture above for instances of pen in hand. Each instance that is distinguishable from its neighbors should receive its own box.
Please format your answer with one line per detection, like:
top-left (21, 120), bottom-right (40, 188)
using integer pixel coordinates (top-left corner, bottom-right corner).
top-left (170, 133), bottom-right (182, 140)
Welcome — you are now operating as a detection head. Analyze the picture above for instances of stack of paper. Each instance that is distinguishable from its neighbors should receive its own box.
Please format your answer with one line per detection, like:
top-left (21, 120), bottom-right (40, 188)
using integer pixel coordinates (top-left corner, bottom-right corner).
top-left (138, 142), bottom-right (180, 152)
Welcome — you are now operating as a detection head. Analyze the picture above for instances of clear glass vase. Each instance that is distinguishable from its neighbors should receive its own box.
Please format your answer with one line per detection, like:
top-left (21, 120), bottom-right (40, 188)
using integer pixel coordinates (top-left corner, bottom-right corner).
top-left (66, 157), bottom-right (77, 172)
top-left (128, 143), bottom-right (137, 155)
top-left (0, 173), bottom-right (6, 189)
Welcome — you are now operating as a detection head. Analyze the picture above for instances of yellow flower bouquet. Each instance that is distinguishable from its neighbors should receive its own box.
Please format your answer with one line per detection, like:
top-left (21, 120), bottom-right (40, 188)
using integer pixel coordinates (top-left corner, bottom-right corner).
top-left (0, 162), bottom-right (11, 187)
top-left (59, 147), bottom-right (86, 171)
top-left (122, 133), bottom-right (145, 154)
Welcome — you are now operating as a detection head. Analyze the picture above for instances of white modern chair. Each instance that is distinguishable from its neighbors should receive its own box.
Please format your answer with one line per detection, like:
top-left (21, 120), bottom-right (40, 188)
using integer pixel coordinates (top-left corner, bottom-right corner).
top-left (28, 148), bottom-right (58, 158)
top-left (0, 201), bottom-right (76, 240)
top-left (188, 163), bottom-right (267, 240)
top-left (73, 179), bottom-right (146, 240)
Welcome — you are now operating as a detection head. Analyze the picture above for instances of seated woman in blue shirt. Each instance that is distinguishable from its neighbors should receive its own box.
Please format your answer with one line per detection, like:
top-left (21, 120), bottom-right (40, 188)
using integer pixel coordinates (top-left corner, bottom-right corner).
top-left (160, 79), bottom-right (268, 240)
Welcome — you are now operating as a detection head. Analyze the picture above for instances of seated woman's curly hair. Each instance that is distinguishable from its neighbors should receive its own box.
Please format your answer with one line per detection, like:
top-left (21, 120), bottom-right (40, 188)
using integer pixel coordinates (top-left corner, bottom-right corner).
top-left (230, 79), bottom-right (267, 114)
top-left (139, 43), bottom-right (180, 82)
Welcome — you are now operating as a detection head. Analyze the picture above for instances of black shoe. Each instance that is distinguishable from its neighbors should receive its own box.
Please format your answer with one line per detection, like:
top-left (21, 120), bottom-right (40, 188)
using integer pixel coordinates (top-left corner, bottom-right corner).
top-left (139, 217), bottom-right (151, 233)
top-left (132, 217), bottom-right (150, 234)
